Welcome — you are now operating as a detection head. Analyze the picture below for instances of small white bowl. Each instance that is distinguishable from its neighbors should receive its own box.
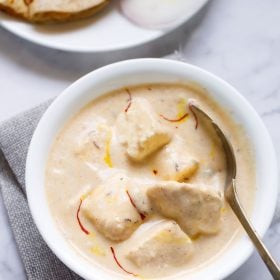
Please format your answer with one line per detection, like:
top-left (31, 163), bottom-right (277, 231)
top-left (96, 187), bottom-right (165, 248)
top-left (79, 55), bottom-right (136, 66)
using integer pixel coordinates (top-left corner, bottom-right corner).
top-left (26, 58), bottom-right (278, 280)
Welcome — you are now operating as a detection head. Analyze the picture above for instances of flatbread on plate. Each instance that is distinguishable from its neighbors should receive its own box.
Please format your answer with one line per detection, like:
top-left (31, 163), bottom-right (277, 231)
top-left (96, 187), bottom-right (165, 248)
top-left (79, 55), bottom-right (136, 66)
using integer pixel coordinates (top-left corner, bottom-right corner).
top-left (0, 0), bottom-right (109, 23)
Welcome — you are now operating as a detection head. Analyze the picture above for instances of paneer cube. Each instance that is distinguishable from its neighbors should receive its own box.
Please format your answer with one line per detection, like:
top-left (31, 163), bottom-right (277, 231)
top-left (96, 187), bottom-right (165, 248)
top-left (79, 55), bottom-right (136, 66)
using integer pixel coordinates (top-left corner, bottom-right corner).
top-left (82, 174), bottom-right (142, 241)
top-left (168, 158), bottom-right (198, 181)
top-left (126, 180), bottom-right (153, 216)
top-left (147, 181), bottom-right (223, 237)
top-left (126, 220), bottom-right (193, 268)
top-left (116, 98), bottom-right (171, 161)
top-left (74, 122), bottom-right (109, 163)
top-left (155, 137), bottom-right (199, 182)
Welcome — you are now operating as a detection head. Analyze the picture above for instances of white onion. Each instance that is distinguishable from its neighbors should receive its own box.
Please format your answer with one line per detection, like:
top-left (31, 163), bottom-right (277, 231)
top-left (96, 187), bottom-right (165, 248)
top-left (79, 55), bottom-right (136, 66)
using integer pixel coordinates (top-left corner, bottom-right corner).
top-left (120, 0), bottom-right (207, 30)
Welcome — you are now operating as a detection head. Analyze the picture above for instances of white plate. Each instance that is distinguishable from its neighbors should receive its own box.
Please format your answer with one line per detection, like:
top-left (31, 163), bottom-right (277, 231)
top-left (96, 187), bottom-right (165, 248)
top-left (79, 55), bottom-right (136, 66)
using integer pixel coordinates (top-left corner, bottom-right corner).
top-left (0, 1), bottom-right (209, 53)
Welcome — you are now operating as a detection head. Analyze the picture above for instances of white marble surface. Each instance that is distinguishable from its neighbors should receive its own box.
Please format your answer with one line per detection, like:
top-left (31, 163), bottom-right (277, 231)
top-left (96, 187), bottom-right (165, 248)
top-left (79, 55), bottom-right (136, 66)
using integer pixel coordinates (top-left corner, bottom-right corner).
top-left (0, 0), bottom-right (279, 279)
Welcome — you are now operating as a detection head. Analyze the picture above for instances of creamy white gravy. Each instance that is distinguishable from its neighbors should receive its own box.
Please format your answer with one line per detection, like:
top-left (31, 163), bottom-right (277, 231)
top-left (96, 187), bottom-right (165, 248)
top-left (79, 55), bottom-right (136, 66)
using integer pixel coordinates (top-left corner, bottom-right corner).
top-left (45, 84), bottom-right (255, 279)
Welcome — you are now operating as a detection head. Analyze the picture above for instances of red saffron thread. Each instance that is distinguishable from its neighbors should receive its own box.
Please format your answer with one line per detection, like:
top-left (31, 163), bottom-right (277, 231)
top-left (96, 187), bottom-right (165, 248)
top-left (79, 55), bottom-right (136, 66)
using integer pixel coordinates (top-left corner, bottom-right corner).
top-left (139, 212), bottom-right (146, 220)
top-left (76, 199), bottom-right (90, 235)
top-left (189, 103), bottom-right (199, 129)
top-left (160, 112), bottom-right (189, 123)
top-left (126, 190), bottom-right (146, 220)
top-left (124, 89), bottom-right (132, 113)
top-left (110, 247), bottom-right (137, 276)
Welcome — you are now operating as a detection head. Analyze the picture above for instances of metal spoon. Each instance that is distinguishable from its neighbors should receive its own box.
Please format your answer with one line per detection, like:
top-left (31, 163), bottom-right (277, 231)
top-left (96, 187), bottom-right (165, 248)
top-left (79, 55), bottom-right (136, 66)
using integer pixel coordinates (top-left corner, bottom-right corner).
top-left (191, 104), bottom-right (280, 279)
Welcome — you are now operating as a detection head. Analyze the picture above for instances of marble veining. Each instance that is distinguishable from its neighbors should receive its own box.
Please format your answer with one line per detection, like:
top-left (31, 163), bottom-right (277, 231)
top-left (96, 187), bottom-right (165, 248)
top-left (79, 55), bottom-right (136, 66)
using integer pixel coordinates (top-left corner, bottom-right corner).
top-left (0, 0), bottom-right (279, 279)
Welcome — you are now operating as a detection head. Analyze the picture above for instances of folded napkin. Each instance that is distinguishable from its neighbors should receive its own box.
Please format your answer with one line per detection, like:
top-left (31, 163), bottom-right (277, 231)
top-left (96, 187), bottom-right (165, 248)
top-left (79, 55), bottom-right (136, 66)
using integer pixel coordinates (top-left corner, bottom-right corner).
top-left (0, 101), bottom-right (81, 280)
top-left (0, 100), bottom-right (279, 280)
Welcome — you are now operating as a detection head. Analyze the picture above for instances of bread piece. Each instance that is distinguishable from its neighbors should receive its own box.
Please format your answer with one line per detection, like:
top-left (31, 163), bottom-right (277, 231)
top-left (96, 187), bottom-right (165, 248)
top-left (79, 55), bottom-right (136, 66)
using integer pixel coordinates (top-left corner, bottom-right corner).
top-left (0, 0), bottom-right (28, 19)
top-left (0, 0), bottom-right (108, 23)
top-left (29, 0), bottom-right (108, 23)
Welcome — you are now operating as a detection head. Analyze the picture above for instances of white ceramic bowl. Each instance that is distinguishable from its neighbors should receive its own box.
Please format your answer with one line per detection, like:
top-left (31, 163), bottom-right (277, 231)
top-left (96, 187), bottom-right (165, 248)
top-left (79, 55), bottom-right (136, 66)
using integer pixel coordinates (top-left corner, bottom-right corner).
top-left (26, 58), bottom-right (278, 280)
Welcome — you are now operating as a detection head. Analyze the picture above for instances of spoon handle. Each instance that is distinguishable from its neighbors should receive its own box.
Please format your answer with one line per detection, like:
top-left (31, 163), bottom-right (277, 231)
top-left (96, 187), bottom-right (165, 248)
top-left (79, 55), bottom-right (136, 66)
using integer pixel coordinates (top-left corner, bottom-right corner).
top-left (226, 180), bottom-right (280, 279)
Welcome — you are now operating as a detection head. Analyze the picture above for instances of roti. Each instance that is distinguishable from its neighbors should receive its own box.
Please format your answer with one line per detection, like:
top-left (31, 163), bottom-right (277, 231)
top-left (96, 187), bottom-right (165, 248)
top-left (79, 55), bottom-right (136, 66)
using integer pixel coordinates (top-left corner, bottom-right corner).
top-left (0, 0), bottom-right (108, 23)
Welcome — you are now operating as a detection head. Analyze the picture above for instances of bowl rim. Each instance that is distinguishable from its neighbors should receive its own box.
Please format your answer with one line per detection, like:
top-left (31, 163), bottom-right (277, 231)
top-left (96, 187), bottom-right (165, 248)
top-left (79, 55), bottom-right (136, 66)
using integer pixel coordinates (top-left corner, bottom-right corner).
top-left (26, 58), bottom-right (279, 280)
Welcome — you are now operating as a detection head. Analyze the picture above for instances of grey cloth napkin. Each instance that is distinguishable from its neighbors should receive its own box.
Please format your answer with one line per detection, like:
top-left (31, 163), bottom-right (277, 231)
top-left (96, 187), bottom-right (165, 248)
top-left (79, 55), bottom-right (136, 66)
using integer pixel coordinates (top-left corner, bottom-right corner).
top-left (0, 100), bottom-right (81, 280)
top-left (0, 100), bottom-right (279, 280)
